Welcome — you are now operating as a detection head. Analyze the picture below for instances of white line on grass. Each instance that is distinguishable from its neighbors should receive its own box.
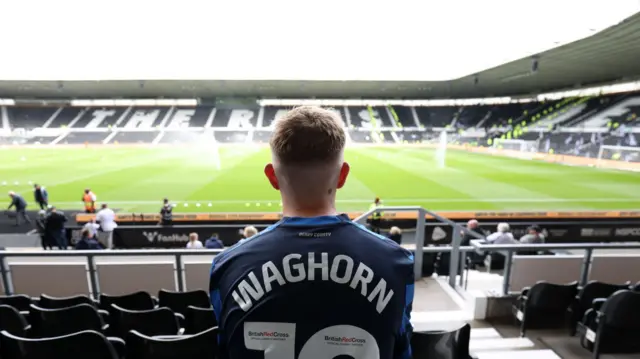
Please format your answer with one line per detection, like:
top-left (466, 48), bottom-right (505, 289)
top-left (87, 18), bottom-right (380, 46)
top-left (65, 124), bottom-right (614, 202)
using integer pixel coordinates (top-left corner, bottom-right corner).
top-left (41, 198), bottom-right (640, 206)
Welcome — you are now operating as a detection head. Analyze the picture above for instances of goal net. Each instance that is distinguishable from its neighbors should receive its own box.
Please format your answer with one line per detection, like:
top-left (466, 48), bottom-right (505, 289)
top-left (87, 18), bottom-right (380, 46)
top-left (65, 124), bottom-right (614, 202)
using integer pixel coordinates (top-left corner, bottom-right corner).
top-left (597, 145), bottom-right (640, 168)
top-left (493, 139), bottom-right (539, 152)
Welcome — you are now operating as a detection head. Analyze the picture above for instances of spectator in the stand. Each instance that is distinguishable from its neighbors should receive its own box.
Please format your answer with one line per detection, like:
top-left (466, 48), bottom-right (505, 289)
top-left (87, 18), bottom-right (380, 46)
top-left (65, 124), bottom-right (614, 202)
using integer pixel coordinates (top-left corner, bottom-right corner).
top-left (205, 233), bottom-right (224, 249)
top-left (388, 226), bottom-right (402, 245)
top-left (242, 225), bottom-right (258, 239)
top-left (159, 198), bottom-right (173, 226)
top-left (35, 210), bottom-right (52, 250)
top-left (7, 191), bottom-right (31, 226)
top-left (82, 189), bottom-right (97, 214)
top-left (33, 184), bottom-right (48, 210)
top-left (83, 218), bottom-right (100, 239)
top-left (96, 204), bottom-right (117, 249)
top-left (186, 233), bottom-right (203, 249)
top-left (75, 229), bottom-right (103, 250)
top-left (45, 206), bottom-right (67, 249)
top-left (486, 222), bottom-right (518, 244)
top-left (461, 219), bottom-right (481, 246)
top-left (519, 225), bottom-right (545, 244)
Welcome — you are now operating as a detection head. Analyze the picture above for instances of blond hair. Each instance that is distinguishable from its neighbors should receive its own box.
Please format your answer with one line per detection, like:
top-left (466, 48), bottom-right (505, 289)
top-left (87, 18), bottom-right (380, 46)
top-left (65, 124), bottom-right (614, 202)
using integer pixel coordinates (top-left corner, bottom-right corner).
top-left (189, 232), bottom-right (198, 241)
top-left (243, 226), bottom-right (258, 238)
top-left (389, 226), bottom-right (402, 235)
top-left (270, 106), bottom-right (345, 165)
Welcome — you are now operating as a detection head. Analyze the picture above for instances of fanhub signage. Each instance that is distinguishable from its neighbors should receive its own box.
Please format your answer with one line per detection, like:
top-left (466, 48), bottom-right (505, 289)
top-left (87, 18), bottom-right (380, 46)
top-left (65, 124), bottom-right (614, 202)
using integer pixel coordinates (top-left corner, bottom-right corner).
top-left (108, 226), bottom-right (247, 249)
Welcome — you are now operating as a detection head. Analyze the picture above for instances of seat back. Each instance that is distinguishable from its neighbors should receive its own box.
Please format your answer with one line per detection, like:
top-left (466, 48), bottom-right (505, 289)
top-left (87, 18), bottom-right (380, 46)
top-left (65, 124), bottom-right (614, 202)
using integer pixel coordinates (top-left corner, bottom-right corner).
top-left (602, 290), bottom-right (640, 328)
top-left (158, 290), bottom-right (210, 315)
top-left (100, 291), bottom-right (154, 311)
top-left (33, 304), bottom-right (104, 337)
top-left (528, 281), bottom-right (578, 311)
top-left (184, 306), bottom-right (217, 335)
top-left (125, 326), bottom-right (218, 359)
top-left (0, 305), bottom-right (29, 337)
top-left (112, 304), bottom-right (179, 337)
top-left (577, 281), bottom-right (630, 315)
top-left (39, 294), bottom-right (95, 309)
top-left (0, 329), bottom-right (118, 359)
top-left (411, 323), bottom-right (471, 359)
top-left (0, 295), bottom-right (32, 312)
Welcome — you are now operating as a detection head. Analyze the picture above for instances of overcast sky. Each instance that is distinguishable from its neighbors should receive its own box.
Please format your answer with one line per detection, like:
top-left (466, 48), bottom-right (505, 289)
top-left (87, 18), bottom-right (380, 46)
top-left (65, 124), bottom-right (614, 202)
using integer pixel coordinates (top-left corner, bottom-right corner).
top-left (1, 0), bottom-right (639, 81)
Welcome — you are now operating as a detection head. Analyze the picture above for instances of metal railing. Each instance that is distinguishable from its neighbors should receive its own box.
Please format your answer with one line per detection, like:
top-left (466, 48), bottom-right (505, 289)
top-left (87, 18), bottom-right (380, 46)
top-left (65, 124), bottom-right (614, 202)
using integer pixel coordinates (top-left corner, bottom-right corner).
top-left (470, 240), bottom-right (640, 295)
top-left (354, 206), bottom-right (485, 287)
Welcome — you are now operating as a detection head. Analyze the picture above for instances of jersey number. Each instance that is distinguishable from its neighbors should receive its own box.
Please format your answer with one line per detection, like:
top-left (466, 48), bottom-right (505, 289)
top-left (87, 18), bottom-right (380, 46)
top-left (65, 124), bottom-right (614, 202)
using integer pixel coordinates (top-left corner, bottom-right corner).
top-left (244, 322), bottom-right (380, 359)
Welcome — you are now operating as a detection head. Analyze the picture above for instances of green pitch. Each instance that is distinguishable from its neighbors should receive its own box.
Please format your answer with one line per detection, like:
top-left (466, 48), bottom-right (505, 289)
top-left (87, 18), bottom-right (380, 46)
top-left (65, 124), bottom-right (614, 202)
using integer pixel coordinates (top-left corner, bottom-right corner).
top-left (1, 145), bottom-right (639, 213)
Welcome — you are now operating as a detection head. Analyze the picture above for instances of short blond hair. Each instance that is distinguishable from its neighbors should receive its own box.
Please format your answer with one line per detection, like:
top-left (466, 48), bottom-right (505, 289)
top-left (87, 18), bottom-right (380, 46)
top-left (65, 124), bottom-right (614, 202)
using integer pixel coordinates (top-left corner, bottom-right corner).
top-left (389, 226), bottom-right (402, 235)
top-left (243, 226), bottom-right (258, 238)
top-left (270, 106), bottom-right (345, 165)
top-left (189, 232), bottom-right (198, 241)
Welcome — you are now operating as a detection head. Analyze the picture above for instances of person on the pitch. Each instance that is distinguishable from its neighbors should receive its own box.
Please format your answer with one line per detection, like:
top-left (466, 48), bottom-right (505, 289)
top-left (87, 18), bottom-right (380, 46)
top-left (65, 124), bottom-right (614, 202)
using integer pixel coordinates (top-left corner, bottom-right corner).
top-left (368, 197), bottom-right (384, 234)
top-left (7, 191), bottom-right (31, 226)
top-left (82, 188), bottom-right (97, 214)
top-left (159, 198), bottom-right (173, 226)
top-left (33, 184), bottom-right (49, 210)
top-left (210, 106), bottom-right (414, 359)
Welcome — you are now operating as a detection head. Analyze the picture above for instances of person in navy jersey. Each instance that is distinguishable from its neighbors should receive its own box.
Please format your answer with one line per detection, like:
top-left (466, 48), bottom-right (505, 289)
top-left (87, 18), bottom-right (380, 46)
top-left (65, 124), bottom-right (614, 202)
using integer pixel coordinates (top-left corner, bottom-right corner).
top-left (210, 106), bottom-right (414, 359)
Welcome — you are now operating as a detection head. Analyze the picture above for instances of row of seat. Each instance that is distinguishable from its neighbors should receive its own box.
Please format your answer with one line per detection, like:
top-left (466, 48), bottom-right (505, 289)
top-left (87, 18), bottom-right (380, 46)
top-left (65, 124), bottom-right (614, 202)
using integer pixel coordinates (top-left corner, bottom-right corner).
top-left (0, 289), bottom-right (211, 316)
top-left (0, 318), bottom-right (474, 359)
top-left (513, 280), bottom-right (640, 359)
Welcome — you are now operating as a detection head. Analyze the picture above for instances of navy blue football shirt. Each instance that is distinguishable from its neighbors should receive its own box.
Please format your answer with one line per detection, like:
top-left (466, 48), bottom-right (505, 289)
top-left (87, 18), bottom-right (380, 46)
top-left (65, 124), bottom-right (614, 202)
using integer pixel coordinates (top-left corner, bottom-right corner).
top-left (210, 214), bottom-right (414, 359)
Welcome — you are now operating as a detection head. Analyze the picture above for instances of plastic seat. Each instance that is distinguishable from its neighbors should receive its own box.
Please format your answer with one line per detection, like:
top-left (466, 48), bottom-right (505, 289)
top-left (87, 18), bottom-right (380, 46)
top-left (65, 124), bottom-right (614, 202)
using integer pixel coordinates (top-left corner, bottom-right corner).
top-left (125, 326), bottom-right (218, 359)
top-left (39, 294), bottom-right (96, 309)
top-left (184, 306), bottom-right (217, 335)
top-left (100, 291), bottom-right (155, 311)
top-left (568, 281), bottom-right (630, 336)
top-left (411, 323), bottom-right (471, 359)
top-left (0, 329), bottom-right (120, 359)
top-left (111, 304), bottom-right (179, 338)
top-left (513, 281), bottom-right (578, 337)
top-left (0, 295), bottom-right (32, 312)
top-left (0, 305), bottom-right (29, 337)
top-left (158, 289), bottom-right (210, 315)
top-left (29, 303), bottom-right (107, 337)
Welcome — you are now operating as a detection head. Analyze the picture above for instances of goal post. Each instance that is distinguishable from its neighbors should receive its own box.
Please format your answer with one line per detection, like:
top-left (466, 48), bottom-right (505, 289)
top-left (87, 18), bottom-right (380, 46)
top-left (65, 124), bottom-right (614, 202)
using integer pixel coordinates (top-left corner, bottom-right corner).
top-left (597, 145), bottom-right (640, 167)
top-left (492, 139), bottom-right (540, 153)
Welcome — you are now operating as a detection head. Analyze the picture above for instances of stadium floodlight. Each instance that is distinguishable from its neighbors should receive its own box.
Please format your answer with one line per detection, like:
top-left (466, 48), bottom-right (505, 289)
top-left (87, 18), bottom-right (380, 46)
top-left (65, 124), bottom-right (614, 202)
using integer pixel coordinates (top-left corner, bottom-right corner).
top-left (597, 145), bottom-right (640, 168)
top-left (493, 139), bottom-right (540, 153)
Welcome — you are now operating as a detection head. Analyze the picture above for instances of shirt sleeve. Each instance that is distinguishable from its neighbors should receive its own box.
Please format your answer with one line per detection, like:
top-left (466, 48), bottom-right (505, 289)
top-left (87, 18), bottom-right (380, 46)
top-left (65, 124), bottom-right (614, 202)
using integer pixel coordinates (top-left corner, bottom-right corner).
top-left (209, 256), bottom-right (227, 356)
top-left (394, 253), bottom-right (414, 359)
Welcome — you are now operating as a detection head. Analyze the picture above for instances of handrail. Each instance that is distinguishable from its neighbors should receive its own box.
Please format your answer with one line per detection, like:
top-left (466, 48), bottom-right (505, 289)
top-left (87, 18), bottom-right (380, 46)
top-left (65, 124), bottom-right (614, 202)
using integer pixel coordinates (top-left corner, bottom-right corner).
top-left (469, 239), bottom-right (640, 295)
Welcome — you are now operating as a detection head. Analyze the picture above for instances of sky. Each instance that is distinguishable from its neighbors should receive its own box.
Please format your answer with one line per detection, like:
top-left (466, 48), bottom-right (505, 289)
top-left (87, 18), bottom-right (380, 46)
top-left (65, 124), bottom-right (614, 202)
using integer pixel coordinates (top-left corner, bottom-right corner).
top-left (0, 0), bottom-right (639, 81)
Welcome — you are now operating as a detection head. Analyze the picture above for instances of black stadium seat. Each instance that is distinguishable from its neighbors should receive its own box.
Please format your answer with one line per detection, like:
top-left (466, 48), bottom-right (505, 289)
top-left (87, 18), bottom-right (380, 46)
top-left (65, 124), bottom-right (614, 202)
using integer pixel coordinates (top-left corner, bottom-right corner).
top-left (0, 329), bottom-right (121, 359)
top-left (0, 295), bottom-right (32, 312)
top-left (513, 281), bottom-right (578, 336)
top-left (0, 305), bottom-right (30, 337)
top-left (158, 289), bottom-right (210, 315)
top-left (411, 323), bottom-right (472, 359)
top-left (125, 326), bottom-right (219, 359)
top-left (30, 304), bottom-right (107, 337)
top-left (100, 291), bottom-right (155, 311)
top-left (111, 304), bottom-right (180, 338)
top-left (39, 294), bottom-right (96, 309)
top-left (184, 306), bottom-right (217, 335)
top-left (581, 290), bottom-right (640, 358)
top-left (568, 281), bottom-right (631, 335)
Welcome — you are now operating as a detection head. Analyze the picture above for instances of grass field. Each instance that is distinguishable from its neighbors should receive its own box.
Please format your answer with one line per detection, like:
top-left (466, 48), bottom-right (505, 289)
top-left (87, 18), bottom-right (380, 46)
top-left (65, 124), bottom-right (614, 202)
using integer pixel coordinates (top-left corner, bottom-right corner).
top-left (1, 145), bottom-right (639, 213)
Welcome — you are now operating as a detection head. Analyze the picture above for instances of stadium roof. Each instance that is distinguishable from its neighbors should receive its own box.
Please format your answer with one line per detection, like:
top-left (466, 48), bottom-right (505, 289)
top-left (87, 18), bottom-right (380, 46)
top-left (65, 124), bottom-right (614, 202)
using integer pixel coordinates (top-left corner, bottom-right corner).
top-left (1, 1), bottom-right (640, 99)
